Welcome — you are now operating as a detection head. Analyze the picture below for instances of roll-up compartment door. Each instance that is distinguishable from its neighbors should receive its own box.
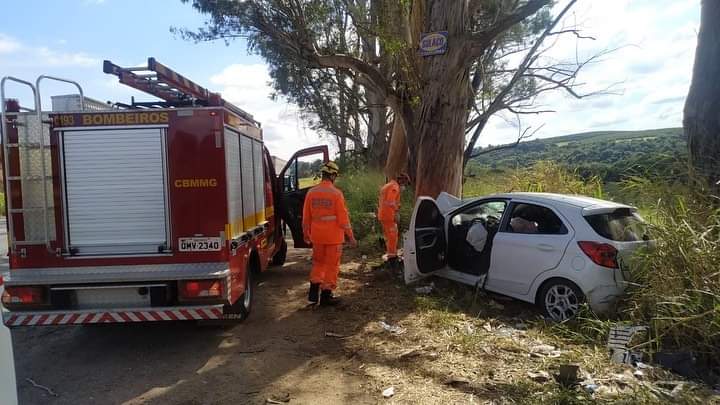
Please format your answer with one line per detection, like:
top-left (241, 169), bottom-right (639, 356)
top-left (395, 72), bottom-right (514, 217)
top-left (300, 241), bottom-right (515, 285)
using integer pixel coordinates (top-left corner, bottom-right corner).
top-left (240, 134), bottom-right (256, 230)
top-left (252, 139), bottom-right (265, 223)
top-left (224, 129), bottom-right (243, 239)
top-left (62, 128), bottom-right (169, 255)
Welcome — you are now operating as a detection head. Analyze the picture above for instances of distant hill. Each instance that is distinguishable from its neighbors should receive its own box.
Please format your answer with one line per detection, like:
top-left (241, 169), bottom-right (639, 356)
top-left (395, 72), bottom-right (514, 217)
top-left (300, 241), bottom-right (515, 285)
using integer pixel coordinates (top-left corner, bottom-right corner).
top-left (468, 128), bottom-right (687, 182)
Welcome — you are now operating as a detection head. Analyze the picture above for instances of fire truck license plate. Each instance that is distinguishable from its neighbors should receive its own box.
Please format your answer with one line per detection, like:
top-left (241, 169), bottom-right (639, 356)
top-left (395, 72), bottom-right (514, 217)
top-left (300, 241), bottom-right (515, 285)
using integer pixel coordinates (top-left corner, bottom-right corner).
top-left (179, 237), bottom-right (222, 252)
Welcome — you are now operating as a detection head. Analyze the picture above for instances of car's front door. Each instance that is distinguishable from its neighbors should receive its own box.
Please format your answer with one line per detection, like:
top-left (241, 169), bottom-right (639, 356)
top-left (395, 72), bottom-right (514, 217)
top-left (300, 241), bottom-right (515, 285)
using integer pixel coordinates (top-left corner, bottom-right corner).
top-left (277, 146), bottom-right (329, 248)
top-left (485, 201), bottom-right (573, 296)
top-left (403, 197), bottom-right (447, 284)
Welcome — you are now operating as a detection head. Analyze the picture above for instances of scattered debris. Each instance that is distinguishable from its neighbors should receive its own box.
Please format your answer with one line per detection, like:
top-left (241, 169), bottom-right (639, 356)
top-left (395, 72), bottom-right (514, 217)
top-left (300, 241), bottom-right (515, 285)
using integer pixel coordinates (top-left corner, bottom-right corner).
top-left (482, 322), bottom-right (493, 332)
top-left (444, 376), bottom-right (471, 386)
top-left (654, 352), bottom-right (698, 378)
top-left (607, 325), bottom-right (647, 365)
top-left (527, 371), bottom-right (551, 382)
top-left (582, 383), bottom-right (599, 394)
top-left (266, 392), bottom-right (291, 403)
top-left (415, 283), bottom-right (434, 294)
top-left (633, 369), bottom-right (645, 379)
top-left (237, 348), bottom-right (267, 354)
top-left (595, 385), bottom-right (622, 398)
top-left (325, 332), bottom-right (348, 339)
top-left (529, 344), bottom-right (556, 356)
top-left (488, 300), bottom-right (505, 310)
top-left (493, 326), bottom-right (516, 338)
top-left (557, 364), bottom-right (580, 387)
top-left (26, 378), bottom-right (58, 397)
top-left (462, 323), bottom-right (476, 335)
top-left (382, 386), bottom-right (395, 398)
top-left (397, 348), bottom-right (422, 360)
top-left (379, 321), bottom-right (406, 335)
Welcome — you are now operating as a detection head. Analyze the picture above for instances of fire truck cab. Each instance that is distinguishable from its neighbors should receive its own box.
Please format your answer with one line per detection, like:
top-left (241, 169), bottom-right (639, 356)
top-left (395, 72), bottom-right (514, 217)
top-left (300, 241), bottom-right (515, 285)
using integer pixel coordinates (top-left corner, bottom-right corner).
top-left (0, 58), bottom-right (327, 326)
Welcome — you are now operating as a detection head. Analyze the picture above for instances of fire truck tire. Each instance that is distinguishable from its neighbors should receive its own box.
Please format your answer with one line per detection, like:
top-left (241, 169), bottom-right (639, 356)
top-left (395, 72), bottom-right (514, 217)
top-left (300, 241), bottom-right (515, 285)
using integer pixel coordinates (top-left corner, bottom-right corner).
top-left (271, 239), bottom-right (288, 267)
top-left (223, 262), bottom-right (254, 321)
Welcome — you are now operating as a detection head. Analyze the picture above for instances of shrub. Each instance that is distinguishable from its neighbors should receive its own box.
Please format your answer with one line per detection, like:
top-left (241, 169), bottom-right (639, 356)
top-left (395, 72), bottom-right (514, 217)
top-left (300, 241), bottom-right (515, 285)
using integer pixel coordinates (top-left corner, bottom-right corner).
top-left (620, 177), bottom-right (720, 365)
top-left (507, 161), bottom-right (605, 197)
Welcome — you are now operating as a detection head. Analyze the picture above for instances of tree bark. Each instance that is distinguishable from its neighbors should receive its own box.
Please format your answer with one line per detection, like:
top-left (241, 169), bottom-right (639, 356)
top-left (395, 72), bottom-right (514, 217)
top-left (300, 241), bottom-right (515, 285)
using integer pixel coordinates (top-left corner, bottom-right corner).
top-left (684, 0), bottom-right (720, 186)
top-left (412, 0), bottom-right (472, 198)
top-left (385, 117), bottom-right (409, 178)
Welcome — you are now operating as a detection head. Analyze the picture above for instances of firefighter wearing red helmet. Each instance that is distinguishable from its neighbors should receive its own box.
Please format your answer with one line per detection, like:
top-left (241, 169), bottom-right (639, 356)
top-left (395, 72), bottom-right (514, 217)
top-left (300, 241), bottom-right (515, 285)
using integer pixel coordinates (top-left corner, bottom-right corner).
top-left (378, 173), bottom-right (410, 265)
top-left (302, 161), bottom-right (357, 306)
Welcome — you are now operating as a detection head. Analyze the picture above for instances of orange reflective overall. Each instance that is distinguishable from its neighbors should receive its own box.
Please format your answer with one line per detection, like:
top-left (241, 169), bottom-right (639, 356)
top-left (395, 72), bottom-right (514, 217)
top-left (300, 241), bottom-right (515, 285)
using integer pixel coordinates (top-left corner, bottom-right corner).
top-left (378, 180), bottom-right (401, 257)
top-left (302, 180), bottom-right (352, 290)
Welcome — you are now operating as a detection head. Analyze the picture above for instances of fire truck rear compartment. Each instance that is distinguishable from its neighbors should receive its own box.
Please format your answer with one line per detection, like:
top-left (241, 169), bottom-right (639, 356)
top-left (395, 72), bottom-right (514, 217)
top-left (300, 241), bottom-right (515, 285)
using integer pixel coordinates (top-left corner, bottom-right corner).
top-left (61, 127), bottom-right (170, 256)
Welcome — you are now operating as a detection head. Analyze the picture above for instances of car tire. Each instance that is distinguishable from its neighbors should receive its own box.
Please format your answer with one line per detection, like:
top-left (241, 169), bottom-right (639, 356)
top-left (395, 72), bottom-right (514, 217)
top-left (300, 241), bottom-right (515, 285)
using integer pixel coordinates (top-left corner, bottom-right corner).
top-left (538, 279), bottom-right (585, 321)
top-left (223, 261), bottom-right (254, 322)
top-left (271, 239), bottom-right (288, 267)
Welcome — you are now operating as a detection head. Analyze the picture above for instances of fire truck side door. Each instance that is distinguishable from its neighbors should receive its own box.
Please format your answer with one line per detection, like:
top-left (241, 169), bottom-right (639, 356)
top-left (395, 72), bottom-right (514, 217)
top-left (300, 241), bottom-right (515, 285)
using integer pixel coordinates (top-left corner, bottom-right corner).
top-left (278, 146), bottom-right (329, 248)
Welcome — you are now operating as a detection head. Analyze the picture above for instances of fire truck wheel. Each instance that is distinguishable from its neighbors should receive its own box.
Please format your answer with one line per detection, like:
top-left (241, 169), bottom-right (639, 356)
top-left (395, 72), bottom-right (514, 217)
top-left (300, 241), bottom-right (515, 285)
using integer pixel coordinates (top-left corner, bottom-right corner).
top-left (223, 263), bottom-right (254, 321)
top-left (271, 239), bottom-right (288, 267)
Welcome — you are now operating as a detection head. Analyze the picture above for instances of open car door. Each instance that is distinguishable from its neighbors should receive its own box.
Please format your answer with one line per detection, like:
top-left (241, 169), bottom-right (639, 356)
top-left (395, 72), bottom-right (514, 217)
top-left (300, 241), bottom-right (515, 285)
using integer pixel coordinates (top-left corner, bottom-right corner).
top-left (277, 146), bottom-right (329, 248)
top-left (403, 197), bottom-right (447, 283)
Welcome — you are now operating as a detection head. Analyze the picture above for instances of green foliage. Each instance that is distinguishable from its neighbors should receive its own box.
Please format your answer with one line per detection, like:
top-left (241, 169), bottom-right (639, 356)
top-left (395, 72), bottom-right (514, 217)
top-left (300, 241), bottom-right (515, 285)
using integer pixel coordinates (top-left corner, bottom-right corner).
top-left (463, 160), bottom-right (604, 198)
top-left (468, 128), bottom-right (687, 184)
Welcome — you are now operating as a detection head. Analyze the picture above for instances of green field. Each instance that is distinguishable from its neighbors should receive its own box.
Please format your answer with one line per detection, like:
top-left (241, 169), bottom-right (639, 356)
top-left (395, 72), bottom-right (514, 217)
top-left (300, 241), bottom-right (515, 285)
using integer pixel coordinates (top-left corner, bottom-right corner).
top-left (468, 127), bottom-right (687, 183)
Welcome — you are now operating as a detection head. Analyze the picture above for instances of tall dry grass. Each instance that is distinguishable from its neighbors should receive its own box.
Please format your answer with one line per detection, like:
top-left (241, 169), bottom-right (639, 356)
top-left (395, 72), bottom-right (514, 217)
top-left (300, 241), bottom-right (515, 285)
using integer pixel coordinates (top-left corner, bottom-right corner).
top-left (620, 177), bottom-right (720, 364)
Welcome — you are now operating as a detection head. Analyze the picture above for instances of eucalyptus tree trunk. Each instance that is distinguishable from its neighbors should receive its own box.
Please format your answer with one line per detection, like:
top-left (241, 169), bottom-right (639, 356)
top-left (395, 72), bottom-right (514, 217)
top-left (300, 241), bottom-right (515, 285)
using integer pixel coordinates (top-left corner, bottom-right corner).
top-left (684, 0), bottom-right (720, 186)
top-left (410, 0), bottom-right (470, 197)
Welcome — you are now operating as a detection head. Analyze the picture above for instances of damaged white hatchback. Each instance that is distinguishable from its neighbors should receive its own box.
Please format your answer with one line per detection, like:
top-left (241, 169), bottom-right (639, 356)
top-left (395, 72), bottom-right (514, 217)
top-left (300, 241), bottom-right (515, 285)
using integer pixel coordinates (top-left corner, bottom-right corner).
top-left (403, 192), bottom-right (651, 321)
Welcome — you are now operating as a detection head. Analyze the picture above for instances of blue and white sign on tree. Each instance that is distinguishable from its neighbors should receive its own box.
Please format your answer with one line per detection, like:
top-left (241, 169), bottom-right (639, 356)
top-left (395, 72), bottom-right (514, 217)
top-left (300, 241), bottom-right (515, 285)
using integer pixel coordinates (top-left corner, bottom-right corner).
top-left (419, 31), bottom-right (449, 56)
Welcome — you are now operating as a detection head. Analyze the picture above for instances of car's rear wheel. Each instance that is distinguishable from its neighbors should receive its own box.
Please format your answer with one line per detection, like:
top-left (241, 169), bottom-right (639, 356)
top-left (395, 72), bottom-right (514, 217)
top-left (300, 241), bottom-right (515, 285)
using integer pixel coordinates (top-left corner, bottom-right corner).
top-left (538, 279), bottom-right (584, 321)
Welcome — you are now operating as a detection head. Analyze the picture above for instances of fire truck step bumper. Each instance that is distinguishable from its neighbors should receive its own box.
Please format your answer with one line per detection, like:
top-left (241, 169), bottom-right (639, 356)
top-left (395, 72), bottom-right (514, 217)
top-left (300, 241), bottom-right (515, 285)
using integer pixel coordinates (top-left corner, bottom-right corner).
top-left (2, 305), bottom-right (225, 327)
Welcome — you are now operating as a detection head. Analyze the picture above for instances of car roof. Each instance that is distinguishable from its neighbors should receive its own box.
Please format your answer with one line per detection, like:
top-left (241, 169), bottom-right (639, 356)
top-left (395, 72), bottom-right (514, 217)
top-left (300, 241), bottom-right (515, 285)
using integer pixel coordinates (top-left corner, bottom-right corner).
top-left (479, 192), bottom-right (635, 213)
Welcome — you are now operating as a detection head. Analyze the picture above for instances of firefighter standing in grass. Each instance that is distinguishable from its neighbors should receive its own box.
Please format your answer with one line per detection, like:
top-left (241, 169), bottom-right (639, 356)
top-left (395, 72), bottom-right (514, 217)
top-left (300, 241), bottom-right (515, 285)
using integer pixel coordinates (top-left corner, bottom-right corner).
top-left (378, 173), bottom-right (410, 265)
top-left (303, 161), bottom-right (357, 306)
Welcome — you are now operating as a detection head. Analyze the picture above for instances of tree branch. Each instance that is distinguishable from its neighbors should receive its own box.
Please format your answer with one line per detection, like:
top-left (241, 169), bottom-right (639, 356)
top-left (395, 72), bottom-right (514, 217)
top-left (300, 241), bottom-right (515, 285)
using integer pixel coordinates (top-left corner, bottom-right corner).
top-left (470, 0), bottom-right (552, 56)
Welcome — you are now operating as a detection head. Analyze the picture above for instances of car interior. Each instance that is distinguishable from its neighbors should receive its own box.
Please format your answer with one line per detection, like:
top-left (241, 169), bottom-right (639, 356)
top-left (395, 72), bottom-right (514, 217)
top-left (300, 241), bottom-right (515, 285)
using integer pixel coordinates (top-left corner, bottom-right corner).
top-left (447, 200), bottom-right (507, 275)
top-left (447, 201), bottom-right (567, 275)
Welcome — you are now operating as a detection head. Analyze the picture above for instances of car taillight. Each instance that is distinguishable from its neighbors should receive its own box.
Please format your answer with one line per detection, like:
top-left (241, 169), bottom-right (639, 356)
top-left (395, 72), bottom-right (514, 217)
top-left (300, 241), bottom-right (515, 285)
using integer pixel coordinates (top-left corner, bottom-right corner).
top-left (1, 286), bottom-right (47, 306)
top-left (578, 241), bottom-right (619, 269)
top-left (179, 280), bottom-right (223, 299)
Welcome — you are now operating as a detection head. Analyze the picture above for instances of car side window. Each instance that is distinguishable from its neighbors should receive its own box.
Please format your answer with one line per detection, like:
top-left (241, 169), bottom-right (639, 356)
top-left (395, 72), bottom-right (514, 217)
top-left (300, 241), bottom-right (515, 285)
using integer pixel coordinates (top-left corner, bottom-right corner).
top-left (504, 203), bottom-right (567, 235)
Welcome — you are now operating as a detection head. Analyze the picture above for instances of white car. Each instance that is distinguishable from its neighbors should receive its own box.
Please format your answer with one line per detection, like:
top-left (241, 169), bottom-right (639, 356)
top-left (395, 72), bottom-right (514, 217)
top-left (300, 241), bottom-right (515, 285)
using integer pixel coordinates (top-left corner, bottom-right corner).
top-left (0, 276), bottom-right (18, 405)
top-left (404, 192), bottom-right (650, 321)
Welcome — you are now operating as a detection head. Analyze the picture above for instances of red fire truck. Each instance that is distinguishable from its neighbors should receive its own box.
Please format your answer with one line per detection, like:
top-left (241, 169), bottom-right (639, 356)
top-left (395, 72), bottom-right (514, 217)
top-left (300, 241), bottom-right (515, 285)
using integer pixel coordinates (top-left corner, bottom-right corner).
top-left (0, 58), bottom-right (327, 326)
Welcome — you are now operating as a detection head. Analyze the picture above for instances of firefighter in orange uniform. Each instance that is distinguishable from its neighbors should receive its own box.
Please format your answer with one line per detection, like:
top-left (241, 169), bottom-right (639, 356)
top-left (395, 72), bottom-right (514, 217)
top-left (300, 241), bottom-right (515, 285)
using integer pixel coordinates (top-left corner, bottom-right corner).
top-left (378, 173), bottom-right (410, 265)
top-left (303, 161), bottom-right (357, 306)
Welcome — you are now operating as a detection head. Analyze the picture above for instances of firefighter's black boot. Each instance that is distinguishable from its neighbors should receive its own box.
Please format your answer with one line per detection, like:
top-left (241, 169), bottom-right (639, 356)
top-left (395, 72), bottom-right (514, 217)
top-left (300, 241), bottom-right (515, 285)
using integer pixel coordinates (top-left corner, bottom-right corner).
top-left (308, 283), bottom-right (320, 304)
top-left (319, 289), bottom-right (341, 306)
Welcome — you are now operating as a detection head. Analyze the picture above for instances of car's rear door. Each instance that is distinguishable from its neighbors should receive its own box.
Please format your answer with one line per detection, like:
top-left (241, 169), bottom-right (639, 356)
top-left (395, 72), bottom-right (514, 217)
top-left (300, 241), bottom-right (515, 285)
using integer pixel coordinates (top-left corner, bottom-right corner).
top-left (403, 197), bottom-right (447, 284)
top-left (485, 200), bottom-right (573, 296)
top-left (277, 146), bottom-right (329, 248)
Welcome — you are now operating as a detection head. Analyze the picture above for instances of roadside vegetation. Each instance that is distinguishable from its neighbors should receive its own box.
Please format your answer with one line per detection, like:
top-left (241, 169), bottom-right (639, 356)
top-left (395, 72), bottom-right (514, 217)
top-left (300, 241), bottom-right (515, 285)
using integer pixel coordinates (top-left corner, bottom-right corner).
top-left (336, 155), bottom-right (720, 400)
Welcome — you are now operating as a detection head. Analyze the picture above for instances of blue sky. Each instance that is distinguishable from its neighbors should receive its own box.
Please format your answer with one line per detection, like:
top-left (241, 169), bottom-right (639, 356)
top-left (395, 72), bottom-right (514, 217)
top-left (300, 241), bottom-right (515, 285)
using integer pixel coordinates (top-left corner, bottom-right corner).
top-left (0, 0), bottom-right (702, 159)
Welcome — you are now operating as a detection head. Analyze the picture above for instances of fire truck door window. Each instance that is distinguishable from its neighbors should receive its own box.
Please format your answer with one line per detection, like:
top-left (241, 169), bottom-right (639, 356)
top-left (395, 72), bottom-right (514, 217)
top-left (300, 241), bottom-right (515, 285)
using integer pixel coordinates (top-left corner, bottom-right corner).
top-left (283, 159), bottom-right (298, 193)
top-left (252, 140), bottom-right (265, 223)
top-left (297, 154), bottom-right (324, 189)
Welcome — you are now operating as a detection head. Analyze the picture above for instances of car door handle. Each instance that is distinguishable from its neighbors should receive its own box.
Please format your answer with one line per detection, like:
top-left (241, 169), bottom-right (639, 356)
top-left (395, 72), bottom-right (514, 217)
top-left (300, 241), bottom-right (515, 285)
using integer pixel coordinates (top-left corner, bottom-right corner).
top-left (536, 244), bottom-right (555, 252)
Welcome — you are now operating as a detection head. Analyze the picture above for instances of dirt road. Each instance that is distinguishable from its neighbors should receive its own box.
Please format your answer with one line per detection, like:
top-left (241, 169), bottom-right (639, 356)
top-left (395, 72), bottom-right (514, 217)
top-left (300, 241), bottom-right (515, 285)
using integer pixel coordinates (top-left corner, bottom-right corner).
top-left (11, 248), bottom-right (379, 405)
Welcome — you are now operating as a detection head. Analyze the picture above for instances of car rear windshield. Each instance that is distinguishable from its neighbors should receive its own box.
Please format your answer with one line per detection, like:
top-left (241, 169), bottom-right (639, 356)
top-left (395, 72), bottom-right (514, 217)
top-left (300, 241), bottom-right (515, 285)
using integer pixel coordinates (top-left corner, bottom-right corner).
top-left (584, 208), bottom-right (647, 242)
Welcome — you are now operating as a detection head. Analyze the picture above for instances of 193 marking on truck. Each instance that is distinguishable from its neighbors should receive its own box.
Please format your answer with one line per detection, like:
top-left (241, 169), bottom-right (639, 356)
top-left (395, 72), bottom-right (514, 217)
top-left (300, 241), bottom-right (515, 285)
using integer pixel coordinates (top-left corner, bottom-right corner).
top-left (178, 237), bottom-right (222, 252)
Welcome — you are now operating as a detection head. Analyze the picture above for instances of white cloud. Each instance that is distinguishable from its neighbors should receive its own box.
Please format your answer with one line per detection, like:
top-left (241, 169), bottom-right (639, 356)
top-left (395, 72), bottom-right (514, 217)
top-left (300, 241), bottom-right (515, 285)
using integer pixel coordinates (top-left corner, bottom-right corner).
top-left (210, 64), bottom-right (325, 160)
top-left (0, 35), bottom-right (21, 54)
top-left (0, 34), bottom-right (99, 68)
top-left (480, 0), bottom-right (701, 147)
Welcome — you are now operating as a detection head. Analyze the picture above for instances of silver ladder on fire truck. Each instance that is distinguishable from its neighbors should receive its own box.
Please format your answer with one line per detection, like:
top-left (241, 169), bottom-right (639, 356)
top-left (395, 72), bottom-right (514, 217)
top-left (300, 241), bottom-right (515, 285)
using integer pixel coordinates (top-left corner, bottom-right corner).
top-left (102, 57), bottom-right (259, 126)
top-left (1, 76), bottom-right (85, 256)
